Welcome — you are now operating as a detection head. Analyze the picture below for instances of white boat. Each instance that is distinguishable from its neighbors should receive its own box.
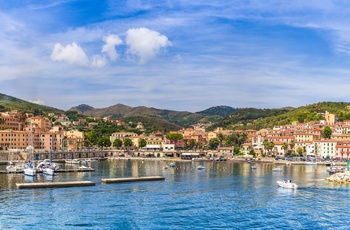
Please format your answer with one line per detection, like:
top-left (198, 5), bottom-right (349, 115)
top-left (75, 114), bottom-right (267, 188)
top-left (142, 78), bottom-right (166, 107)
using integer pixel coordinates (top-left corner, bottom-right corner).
top-left (197, 165), bottom-right (205, 170)
top-left (37, 159), bottom-right (59, 176)
top-left (23, 122), bottom-right (36, 177)
top-left (23, 162), bottom-right (37, 177)
top-left (42, 167), bottom-right (55, 175)
top-left (79, 165), bottom-right (91, 169)
top-left (272, 167), bottom-right (283, 172)
top-left (326, 166), bottom-right (344, 174)
top-left (277, 180), bottom-right (298, 189)
top-left (163, 165), bottom-right (169, 169)
top-left (65, 159), bottom-right (80, 164)
top-left (6, 162), bottom-right (26, 172)
top-left (251, 165), bottom-right (257, 169)
top-left (169, 163), bottom-right (175, 168)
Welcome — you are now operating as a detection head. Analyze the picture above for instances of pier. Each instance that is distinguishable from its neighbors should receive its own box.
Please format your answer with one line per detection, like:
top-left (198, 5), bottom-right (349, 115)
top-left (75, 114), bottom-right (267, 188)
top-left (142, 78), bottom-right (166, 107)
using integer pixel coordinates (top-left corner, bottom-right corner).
top-left (16, 181), bottom-right (96, 189)
top-left (101, 176), bottom-right (165, 184)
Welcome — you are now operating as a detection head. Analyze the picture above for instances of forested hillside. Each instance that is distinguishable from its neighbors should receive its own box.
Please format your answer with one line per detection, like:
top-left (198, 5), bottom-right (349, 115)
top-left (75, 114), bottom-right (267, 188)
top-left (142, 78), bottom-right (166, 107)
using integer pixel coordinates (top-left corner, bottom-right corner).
top-left (0, 93), bottom-right (63, 114)
top-left (208, 102), bottom-right (350, 131)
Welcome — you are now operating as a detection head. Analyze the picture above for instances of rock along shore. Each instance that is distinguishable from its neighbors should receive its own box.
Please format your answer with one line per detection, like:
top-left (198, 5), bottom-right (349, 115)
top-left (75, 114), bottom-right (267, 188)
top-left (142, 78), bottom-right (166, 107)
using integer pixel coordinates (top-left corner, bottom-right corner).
top-left (326, 172), bottom-right (350, 183)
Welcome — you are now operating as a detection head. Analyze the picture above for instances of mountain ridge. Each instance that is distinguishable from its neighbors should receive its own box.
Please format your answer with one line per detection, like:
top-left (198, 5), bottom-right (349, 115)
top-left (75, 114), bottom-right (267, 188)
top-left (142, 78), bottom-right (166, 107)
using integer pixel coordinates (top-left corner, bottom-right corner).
top-left (69, 103), bottom-right (234, 127)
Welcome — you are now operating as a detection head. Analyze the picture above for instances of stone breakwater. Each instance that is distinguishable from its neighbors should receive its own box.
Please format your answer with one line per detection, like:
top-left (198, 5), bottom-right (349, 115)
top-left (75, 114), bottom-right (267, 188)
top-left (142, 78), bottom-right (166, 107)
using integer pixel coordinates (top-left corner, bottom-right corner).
top-left (326, 172), bottom-right (350, 183)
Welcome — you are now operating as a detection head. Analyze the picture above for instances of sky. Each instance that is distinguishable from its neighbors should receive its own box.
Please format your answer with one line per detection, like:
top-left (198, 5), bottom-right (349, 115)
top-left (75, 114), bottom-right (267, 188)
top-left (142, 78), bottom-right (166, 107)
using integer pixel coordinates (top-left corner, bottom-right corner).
top-left (1, 1), bottom-right (350, 112)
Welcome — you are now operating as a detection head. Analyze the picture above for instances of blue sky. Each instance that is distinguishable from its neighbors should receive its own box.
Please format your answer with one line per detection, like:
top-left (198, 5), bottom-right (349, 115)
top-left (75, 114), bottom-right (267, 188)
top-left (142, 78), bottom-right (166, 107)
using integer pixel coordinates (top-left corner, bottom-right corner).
top-left (1, 0), bottom-right (350, 112)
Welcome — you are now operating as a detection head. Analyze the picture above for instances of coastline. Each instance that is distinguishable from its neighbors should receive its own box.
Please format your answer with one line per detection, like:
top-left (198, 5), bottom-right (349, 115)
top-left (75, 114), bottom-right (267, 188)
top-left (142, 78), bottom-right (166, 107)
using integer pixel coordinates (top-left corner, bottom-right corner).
top-left (107, 156), bottom-right (348, 166)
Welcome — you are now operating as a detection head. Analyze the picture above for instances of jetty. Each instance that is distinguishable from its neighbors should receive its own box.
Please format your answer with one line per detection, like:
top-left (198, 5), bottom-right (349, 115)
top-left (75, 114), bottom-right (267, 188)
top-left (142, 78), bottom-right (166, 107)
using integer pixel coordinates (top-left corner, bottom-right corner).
top-left (16, 181), bottom-right (95, 189)
top-left (326, 172), bottom-right (350, 183)
top-left (101, 176), bottom-right (165, 184)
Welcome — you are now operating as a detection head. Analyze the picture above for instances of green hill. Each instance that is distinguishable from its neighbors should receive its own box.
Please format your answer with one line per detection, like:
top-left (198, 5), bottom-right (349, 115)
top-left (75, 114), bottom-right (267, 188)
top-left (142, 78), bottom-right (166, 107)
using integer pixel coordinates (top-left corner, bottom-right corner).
top-left (208, 102), bottom-right (350, 131)
top-left (0, 93), bottom-right (64, 115)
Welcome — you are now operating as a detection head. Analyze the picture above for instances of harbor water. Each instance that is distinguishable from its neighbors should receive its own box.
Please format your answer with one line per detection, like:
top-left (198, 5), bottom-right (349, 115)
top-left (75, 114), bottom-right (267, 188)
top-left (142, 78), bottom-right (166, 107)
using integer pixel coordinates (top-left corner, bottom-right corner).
top-left (0, 159), bottom-right (348, 229)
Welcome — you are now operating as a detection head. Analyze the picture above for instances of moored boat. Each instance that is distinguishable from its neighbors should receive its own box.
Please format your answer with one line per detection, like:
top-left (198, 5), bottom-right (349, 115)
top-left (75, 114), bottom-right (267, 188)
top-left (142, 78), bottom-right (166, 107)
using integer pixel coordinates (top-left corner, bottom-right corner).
top-left (65, 159), bottom-right (80, 164)
top-left (197, 165), bottom-right (205, 170)
top-left (273, 167), bottom-right (283, 172)
top-left (23, 162), bottom-right (37, 177)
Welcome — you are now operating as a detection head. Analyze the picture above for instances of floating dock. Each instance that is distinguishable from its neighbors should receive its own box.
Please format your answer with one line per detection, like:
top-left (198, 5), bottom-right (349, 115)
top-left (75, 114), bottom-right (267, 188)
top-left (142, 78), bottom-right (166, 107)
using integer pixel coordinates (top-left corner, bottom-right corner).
top-left (101, 176), bottom-right (165, 184)
top-left (16, 181), bottom-right (96, 189)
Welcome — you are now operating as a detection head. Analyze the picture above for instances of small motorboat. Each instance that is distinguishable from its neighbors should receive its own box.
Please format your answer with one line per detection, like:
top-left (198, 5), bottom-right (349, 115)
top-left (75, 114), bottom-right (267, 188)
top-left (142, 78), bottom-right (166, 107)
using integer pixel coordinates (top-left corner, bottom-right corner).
top-left (251, 165), bottom-right (257, 169)
top-left (65, 159), bottom-right (80, 164)
top-left (277, 180), bottom-right (298, 189)
top-left (79, 165), bottom-right (92, 170)
top-left (197, 165), bottom-right (205, 170)
top-left (163, 165), bottom-right (169, 169)
top-left (272, 167), bottom-right (283, 172)
top-left (169, 163), bottom-right (175, 168)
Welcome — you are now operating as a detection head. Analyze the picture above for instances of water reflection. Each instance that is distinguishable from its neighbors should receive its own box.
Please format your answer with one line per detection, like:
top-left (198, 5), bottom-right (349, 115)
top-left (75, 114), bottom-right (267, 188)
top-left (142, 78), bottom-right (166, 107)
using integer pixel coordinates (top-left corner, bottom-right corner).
top-left (0, 159), bottom-right (341, 191)
top-left (23, 175), bottom-right (37, 183)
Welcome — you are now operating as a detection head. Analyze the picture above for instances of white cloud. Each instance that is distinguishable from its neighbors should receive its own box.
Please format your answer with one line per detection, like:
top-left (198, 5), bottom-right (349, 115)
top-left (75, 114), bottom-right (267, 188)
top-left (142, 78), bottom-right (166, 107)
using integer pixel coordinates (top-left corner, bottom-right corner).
top-left (50, 42), bottom-right (89, 66)
top-left (91, 55), bottom-right (108, 68)
top-left (126, 27), bottom-right (172, 64)
top-left (102, 34), bottom-right (123, 61)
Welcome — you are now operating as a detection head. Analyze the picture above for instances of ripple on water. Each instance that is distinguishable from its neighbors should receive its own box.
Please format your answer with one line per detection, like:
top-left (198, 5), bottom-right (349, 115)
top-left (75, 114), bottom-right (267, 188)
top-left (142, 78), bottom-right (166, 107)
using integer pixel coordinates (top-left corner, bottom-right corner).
top-left (0, 162), bottom-right (350, 229)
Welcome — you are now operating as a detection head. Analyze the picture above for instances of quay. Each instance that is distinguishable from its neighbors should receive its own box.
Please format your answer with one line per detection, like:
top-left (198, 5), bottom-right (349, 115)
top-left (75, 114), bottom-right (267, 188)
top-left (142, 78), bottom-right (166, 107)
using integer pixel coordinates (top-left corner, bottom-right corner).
top-left (101, 176), bottom-right (165, 184)
top-left (16, 181), bottom-right (95, 189)
top-left (0, 168), bottom-right (94, 174)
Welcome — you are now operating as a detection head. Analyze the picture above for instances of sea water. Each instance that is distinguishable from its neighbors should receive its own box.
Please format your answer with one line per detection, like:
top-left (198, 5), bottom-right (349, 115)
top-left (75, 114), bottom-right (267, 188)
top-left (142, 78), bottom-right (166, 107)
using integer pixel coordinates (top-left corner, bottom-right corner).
top-left (0, 160), bottom-right (348, 229)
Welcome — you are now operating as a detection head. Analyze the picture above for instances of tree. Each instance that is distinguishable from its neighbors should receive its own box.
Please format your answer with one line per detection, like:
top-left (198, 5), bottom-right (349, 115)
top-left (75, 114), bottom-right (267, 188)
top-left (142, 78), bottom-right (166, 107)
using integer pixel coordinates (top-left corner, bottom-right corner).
top-left (322, 126), bottom-right (332, 139)
top-left (124, 138), bottom-right (133, 147)
top-left (297, 147), bottom-right (303, 156)
top-left (208, 138), bottom-right (220, 150)
top-left (138, 138), bottom-right (147, 148)
top-left (282, 142), bottom-right (288, 156)
top-left (166, 133), bottom-right (183, 140)
top-left (267, 141), bottom-right (275, 155)
top-left (113, 138), bottom-right (122, 148)
top-left (289, 140), bottom-right (295, 153)
top-left (262, 139), bottom-right (269, 155)
top-left (186, 139), bottom-right (198, 150)
top-left (217, 133), bottom-right (224, 147)
top-left (166, 133), bottom-right (183, 148)
top-left (97, 136), bottom-right (111, 149)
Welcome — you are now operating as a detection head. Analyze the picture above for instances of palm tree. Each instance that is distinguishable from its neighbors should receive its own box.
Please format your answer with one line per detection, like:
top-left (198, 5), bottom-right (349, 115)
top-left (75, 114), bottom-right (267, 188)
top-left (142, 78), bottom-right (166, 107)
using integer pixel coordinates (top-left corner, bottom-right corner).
top-left (268, 141), bottom-right (275, 156)
top-left (289, 140), bottom-right (295, 154)
top-left (282, 142), bottom-right (288, 157)
top-left (262, 139), bottom-right (269, 156)
top-left (217, 133), bottom-right (224, 147)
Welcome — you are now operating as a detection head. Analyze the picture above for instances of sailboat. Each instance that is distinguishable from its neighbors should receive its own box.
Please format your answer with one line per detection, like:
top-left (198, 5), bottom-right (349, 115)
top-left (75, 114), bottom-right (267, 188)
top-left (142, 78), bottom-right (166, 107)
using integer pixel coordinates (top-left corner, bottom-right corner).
top-left (37, 159), bottom-right (58, 175)
top-left (23, 145), bottom-right (37, 177)
top-left (23, 121), bottom-right (37, 177)
top-left (37, 151), bottom-right (58, 176)
top-left (6, 149), bottom-right (26, 172)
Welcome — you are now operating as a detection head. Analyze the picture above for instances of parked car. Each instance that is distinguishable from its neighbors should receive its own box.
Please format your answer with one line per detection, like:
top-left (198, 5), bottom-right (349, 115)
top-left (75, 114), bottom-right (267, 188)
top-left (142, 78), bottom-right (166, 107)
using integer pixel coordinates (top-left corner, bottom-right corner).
top-left (285, 156), bottom-right (293, 161)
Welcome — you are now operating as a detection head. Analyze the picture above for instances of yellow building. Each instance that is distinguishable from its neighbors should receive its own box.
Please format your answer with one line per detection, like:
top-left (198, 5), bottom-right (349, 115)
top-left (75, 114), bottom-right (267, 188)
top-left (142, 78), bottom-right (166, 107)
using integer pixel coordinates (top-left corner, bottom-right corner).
top-left (325, 111), bottom-right (337, 125)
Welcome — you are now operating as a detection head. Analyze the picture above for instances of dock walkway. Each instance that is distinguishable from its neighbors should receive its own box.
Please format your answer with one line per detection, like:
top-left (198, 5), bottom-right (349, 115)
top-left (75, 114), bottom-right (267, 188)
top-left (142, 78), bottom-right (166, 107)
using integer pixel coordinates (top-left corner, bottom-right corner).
top-left (16, 181), bottom-right (95, 189)
top-left (101, 176), bottom-right (165, 184)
